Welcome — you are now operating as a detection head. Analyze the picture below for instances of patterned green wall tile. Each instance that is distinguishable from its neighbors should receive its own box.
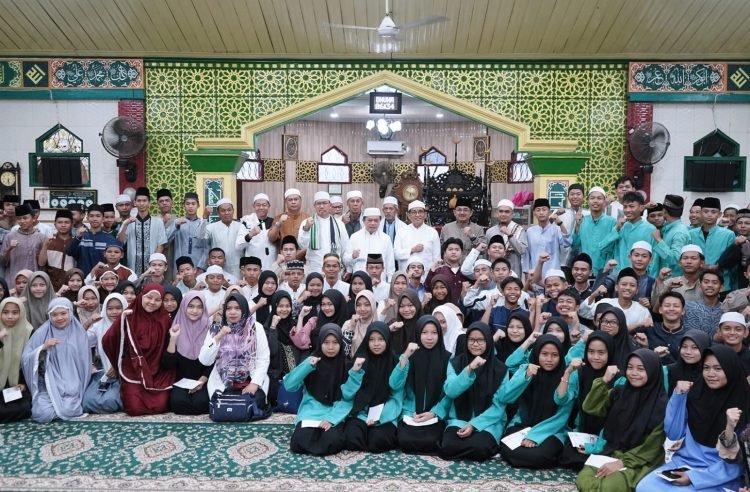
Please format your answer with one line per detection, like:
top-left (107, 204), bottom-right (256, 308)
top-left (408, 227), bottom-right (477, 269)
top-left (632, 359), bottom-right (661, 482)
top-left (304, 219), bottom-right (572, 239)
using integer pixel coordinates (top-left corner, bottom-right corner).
top-left (181, 97), bottom-right (217, 132)
top-left (483, 70), bottom-right (518, 97)
top-left (181, 69), bottom-right (216, 97)
top-left (217, 98), bottom-right (251, 137)
top-left (253, 96), bottom-right (289, 119)
top-left (147, 133), bottom-right (182, 168)
top-left (442, 70), bottom-right (483, 97)
top-left (482, 97), bottom-right (519, 121)
top-left (401, 70), bottom-right (445, 92)
top-left (146, 97), bottom-right (181, 133)
top-left (253, 70), bottom-right (287, 96)
top-left (216, 69), bottom-right (252, 96)
top-left (590, 99), bottom-right (626, 134)
top-left (554, 70), bottom-right (591, 99)
top-left (325, 70), bottom-right (365, 90)
top-left (553, 99), bottom-right (590, 136)
top-left (288, 70), bottom-right (326, 96)
top-left (518, 70), bottom-right (555, 98)
top-left (590, 70), bottom-right (627, 100)
top-left (147, 67), bottom-right (180, 97)
top-left (516, 98), bottom-right (555, 135)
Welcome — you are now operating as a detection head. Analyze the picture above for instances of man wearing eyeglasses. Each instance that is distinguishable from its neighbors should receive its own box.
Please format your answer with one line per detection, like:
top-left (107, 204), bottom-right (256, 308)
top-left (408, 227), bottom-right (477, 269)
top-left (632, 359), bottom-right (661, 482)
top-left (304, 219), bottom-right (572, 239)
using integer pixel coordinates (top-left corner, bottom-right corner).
top-left (394, 200), bottom-right (440, 274)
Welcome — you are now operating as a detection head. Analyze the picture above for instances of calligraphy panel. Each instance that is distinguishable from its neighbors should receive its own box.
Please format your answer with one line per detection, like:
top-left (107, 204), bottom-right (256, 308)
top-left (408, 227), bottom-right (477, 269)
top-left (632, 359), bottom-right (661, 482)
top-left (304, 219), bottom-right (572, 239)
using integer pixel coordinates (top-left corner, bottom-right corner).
top-left (629, 62), bottom-right (725, 93)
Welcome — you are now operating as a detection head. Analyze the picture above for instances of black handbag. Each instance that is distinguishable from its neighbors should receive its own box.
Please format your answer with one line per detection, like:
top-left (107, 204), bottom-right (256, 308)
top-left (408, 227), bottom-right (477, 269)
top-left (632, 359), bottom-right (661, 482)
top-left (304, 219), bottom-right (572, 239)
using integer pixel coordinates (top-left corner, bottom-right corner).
top-left (209, 390), bottom-right (269, 423)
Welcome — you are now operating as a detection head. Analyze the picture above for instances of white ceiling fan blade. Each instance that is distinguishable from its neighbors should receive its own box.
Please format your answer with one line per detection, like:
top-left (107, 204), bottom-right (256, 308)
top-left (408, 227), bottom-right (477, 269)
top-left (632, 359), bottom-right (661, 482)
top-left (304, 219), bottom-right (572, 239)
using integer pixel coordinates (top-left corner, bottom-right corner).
top-left (398, 15), bottom-right (449, 30)
top-left (321, 22), bottom-right (377, 31)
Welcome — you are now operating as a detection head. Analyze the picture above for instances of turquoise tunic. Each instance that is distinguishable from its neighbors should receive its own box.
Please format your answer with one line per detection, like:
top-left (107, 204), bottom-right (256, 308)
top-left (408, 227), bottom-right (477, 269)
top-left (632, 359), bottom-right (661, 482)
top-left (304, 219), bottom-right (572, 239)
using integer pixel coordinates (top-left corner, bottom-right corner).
top-left (505, 339), bottom-right (585, 373)
top-left (572, 214), bottom-right (617, 273)
top-left (341, 363), bottom-right (403, 425)
top-left (505, 363), bottom-right (574, 445)
top-left (282, 357), bottom-right (353, 426)
top-left (389, 356), bottom-right (451, 419)
top-left (442, 363), bottom-right (524, 442)
top-left (601, 219), bottom-right (658, 277)
top-left (635, 392), bottom-right (742, 492)
top-left (653, 220), bottom-right (691, 277)
top-left (689, 225), bottom-right (736, 290)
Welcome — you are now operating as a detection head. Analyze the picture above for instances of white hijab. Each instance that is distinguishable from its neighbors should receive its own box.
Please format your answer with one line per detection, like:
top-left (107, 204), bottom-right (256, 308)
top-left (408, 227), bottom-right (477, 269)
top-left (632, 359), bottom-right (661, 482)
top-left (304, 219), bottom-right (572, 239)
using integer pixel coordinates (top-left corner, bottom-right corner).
top-left (89, 293), bottom-right (128, 382)
top-left (433, 305), bottom-right (464, 356)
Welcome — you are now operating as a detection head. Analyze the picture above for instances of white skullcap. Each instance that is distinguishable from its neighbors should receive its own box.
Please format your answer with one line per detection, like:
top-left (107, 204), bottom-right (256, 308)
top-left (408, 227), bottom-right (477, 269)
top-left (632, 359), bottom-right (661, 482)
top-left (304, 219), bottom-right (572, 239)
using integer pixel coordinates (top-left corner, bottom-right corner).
top-left (543, 269), bottom-right (566, 281)
top-left (383, 196), bottom-right (399, 206)
top-left (216, 198), bottom-right (232, 208)
top-left (149, 253), bottom-right (167, 264)
top-left (313, 191), bottom-right (330, 203)
top-left (473, 259), bottom-right (492, 269)
top-left (116, 194), bottom-right (132, 204)
top-left (680, 244), bottom-right (703, 256)
top-left (720, 312), bottom-right (747, 327)
top-left (330, 195), bottom-right (343, 204)
top-left (346, 190), bottom-right (363, 200)
top-left (284, 188), bottom-right (301, 198)
top-left (253, 193), bottom-right (270, 204)
top-left (496, 199), bottom-right (514, 210)
top-left (588, 186), bottom-right (606, 198)
top-left (363, 207), bottom-right (381, 218)
top-left (630, 241), bottom-right (652, 254)
top-left (405, 255), bottom-right (424, 268)
top-left (205, 265), bottom-right (225, 276)
top-left (408, 200), bottom-right (426, 211)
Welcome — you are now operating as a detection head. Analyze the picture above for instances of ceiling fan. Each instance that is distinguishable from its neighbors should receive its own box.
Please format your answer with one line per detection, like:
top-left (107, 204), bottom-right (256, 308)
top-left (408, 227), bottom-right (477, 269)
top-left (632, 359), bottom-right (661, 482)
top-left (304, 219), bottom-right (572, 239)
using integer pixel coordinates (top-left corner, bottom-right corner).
top-left (322, 0), bottom-right (448, 40)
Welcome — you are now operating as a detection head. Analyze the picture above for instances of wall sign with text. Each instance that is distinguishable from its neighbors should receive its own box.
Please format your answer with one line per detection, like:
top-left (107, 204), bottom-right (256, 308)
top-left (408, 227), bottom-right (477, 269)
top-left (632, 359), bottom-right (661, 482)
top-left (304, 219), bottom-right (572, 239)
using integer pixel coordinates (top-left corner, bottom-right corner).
top-left (0, 58), bottom-right (144, 90)
top-left (629, 62), bottom-right (750, 94)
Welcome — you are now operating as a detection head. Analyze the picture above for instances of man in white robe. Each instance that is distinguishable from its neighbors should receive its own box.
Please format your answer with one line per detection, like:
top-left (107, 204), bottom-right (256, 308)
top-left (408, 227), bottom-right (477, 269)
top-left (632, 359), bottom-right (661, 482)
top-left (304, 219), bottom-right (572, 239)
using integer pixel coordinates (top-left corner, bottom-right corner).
top-left (236, 192), bottom-right (277, 271)
top-left (199, 198), bottom-right (244, 280)
top-left (298, 192), bottom-right (349, 275)
top-left (394, 200), bottom-right (441, 272)
top-left (344, 207), bottom-right (395, 280)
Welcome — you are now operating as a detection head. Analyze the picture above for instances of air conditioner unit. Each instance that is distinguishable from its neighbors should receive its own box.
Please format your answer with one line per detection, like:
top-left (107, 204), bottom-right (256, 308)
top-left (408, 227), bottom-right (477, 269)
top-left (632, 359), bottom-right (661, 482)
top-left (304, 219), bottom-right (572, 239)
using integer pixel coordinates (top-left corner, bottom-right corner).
top-left (367, 140), bottom-right (406, 156)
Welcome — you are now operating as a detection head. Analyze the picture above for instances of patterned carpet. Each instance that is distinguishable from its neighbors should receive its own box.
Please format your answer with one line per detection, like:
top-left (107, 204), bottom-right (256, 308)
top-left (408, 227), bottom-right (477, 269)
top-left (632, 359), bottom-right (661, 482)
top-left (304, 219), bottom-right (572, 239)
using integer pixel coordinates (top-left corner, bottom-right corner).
top-left (0, 413), bottom-right (578, 491)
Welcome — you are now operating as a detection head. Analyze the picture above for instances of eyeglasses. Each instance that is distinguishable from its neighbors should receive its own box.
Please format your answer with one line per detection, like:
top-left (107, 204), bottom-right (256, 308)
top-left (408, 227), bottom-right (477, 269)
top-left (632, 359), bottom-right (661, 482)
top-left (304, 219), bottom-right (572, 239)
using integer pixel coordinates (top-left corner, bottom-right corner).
top-left (467, 338), bottom-right (487, 345)
top-left (409, 209), bottom-right (426, 215)
top-left (600, 319), bottom-right (618, 327)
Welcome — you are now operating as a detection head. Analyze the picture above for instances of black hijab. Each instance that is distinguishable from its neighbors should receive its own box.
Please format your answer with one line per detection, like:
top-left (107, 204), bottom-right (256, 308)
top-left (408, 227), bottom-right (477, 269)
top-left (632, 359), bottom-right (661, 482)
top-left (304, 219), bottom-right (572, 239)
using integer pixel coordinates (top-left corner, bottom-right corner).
top-left (667, 330), bottom-right (711, 394)
top-left (303, 272), bottom-right (324, 324)
top-left (115, 280), bottom-right (136, 307)
top-left (495, 311), bottom-right (533, 362)
top-left (350, 321), bottom-right (398, 415)
top-left (311, 289), bottom-right (349, 348)
top-left (599, 306), bottom-right (635, 372)
top-left (542, 317), bottom-right (571, 356)
top-left (265, 290), bottom-right (294, 345)
top-left (687, 345), bottom-right (750, 447)
top-left (390, 290), bottom-right (423, 355)
top-left (253, 271), bottom-right (278, 326)
top-left (577, 331), bottom-right (615, 434)
top-left (520, 334), bottom-right (566, 427)
top-left (0, 278), bottom-right (10, 301)
top-left (163, 285), bottom-right (183, 320)
top-left (346, 271), bottom-right (373, 317)
top-left (305, 323), bottom-right (347, 406)
top-left (602, 349), bottom-right (667, 452)
top-left (408, 315), bottom-right (451, 414)
top-left (424, 274), bottom-right (454, 314)
top-left (450, 321), bottom-right (507, 421)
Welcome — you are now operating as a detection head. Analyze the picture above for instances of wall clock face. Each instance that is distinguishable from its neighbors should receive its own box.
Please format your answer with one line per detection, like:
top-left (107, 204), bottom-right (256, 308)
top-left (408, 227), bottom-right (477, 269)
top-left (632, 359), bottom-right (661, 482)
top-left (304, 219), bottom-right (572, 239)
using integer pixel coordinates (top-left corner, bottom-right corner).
top-left (0, 171), bottom-right (16, 187)
top-left (402, 185), bottom-right (419, 202)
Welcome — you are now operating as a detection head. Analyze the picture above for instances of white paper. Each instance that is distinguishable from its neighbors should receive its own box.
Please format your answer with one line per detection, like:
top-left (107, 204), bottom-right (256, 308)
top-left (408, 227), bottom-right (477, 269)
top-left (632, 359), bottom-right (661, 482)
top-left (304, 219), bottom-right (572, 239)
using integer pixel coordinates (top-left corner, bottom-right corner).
top-left (172, 378), bottom-right (201, 390)
top-left (300, 420), bottom-right (322, 428)
top-left (2, 386), bottom-right (22, 403)
top-left (585, 454), bottom-right (627, 471)
top-left (656, 465), bottom-right (692, 482)
top-left (367, 403), bottom-right (384, 422)
top-left (663, 437), bottom-right (684, 463)
top-left (500, 427), bottom-right (531, 450)
top-left (402, 415), bottom-right (439, 427)
top-left (568, 432), bottom-right (598, 448)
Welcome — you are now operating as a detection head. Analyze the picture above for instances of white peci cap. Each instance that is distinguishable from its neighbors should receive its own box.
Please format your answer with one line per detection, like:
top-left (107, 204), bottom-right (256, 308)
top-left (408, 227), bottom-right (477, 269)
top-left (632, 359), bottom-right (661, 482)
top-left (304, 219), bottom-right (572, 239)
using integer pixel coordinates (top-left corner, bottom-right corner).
top-left (313, 191), bottom-right (330, 203)
top-left (346, 190), bottom-right (363, 200)
top-left (363, 207), bottom-right (381, 217)
top-left (408, 200), bottom-right (426, 211)
top-left (284, 188), bottom-right (301, 199)
top-left (383, 196), bottom-right (398, 206)
top-left (630, 241), bottom-right (652, 254)
top-left (253, 193), bottom-right (270, 204)
top-left (496, 199), bottom-right (514, 210)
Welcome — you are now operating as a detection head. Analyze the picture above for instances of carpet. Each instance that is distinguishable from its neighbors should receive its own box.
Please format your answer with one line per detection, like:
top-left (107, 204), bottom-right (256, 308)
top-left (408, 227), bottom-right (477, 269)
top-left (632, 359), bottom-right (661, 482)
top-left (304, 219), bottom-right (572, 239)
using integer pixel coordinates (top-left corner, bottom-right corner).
top-left (0, 413), bottom-right (578, 491)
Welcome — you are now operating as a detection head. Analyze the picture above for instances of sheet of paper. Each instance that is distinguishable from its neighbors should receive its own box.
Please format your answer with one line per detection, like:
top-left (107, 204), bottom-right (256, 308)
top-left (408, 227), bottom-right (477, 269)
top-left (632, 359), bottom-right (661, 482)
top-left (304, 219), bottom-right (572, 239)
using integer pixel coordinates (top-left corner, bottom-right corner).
top-left (172, 378), bottom-right (201, 390)
top-left (568, 432), bottom-right (598, 448)
top-left (402, 415), bottom-right (439, 427)
top-left (2, 386), bottom-right (22, 403)
top-left (367, 403), bottom-right (384, 422)
top-left (500, 427), bottom-right (531, 450)
top-left (300, 420), bottom-right (322, 428)
top-left (585, 454), bottom-right (627, 471)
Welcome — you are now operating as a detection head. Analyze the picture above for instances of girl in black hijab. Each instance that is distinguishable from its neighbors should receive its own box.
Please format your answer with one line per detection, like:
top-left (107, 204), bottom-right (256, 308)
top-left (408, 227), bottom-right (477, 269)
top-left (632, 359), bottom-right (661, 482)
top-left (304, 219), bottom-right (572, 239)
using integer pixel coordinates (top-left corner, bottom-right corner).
top-left (638, 345), bottom-right (750, 491)
top-left (556, 331), bottom-right (615, 471)
top-left (440, 322), bottom-right (508, 462)
top-left (494, 312), bottom-right (533, 364)
top-left (342, 321), bottom-right (400, 453)
top-left (423, 274), bottom-right (454, 314)
top-left (262, 290), bottom-right (292, 407)
top-left (387, 290), bottom-right (423, 355)
top-left (298, 272), bottom-right (324, 325)
top-left (0, 278), bottom-right (11, 302)
top-left (392, 315), bottom-right (451, 454)
top-left (162, 285), bottom-right (183, 320)
top-left (598, 306), bottom-right (635, 372)
top-left (499, 334), bottom-right (573, 469)
top-left (252, 271), bottom-right (278, 326)
top-left (576, 349), bottom-right (667, 491)
top-left (285, 324), bottom-right (349, 456)
top-left (541, 317), bottom-right (572, 356)
top-left (291, 289), bottom-right (348, 354)
top-left (345, 271), bottom-right (372, 317)
top-left (666, 329), bottom-right (710, 395)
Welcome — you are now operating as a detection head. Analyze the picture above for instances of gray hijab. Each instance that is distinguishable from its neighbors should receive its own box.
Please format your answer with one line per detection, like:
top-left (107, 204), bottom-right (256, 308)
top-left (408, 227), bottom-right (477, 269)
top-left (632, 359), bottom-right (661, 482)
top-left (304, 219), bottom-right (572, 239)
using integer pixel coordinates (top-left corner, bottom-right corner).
top-left (22, 271), bottom-right (55, 332)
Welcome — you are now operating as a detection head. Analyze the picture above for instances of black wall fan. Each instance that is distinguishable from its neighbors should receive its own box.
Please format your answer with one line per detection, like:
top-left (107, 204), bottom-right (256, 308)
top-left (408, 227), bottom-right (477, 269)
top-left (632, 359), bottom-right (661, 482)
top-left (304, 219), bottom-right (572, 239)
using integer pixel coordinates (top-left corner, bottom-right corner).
top-left (100, 117), bottom-right (146, 182)
top-left (629, 122), bottom-right (670, 174)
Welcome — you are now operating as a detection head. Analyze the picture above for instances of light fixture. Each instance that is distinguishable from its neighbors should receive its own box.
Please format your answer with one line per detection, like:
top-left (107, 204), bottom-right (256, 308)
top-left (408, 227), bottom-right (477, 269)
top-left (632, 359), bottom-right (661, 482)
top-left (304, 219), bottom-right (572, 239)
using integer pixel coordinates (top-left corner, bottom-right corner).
top-left (329, 112), bottom-right (339, 119)
top-left (388, 120), bottom-right (402, 132)
top-left (366, 117), bottom-right (402, 140)
top-left (366, 119), bottom-right (375, 130)
top-left (376, 118), bottom-right (389, 134)
top-left (436, 113), bottom-right (444, 119)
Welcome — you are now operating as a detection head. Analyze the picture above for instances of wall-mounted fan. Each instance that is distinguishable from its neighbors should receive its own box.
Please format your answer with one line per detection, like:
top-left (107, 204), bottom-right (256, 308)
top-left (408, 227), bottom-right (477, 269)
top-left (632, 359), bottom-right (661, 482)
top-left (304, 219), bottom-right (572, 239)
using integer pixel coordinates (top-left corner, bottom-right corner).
top-left (100, 117), bottom-right (146, 182)
top-left (629, 122), bottom-right (670, 173)
top-left (372, 160), bottom-right (394, 198)
top-left (322, 0), bottom-right (448, 41)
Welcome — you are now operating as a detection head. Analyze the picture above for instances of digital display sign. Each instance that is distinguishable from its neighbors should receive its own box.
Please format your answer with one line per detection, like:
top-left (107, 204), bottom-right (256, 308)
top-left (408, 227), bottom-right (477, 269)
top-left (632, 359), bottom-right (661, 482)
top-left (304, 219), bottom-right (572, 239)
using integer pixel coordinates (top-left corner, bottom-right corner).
top-left (369, 92), bottom-right (402, 114)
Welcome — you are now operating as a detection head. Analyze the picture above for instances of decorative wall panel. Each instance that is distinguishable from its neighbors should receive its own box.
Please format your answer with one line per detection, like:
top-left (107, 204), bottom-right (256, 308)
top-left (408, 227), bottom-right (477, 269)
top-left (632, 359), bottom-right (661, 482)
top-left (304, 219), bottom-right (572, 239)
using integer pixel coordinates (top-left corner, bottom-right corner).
top-left (145, 61), bottom-right (627, 210)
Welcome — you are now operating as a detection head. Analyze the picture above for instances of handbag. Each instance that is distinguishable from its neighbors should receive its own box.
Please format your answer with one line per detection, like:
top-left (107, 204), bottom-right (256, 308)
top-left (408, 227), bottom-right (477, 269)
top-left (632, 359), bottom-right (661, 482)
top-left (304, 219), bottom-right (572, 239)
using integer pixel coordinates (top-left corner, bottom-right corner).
top-left (209, 390), bottom-right (269, 423)
top-left (274, 379), bottom-right (303, 414)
